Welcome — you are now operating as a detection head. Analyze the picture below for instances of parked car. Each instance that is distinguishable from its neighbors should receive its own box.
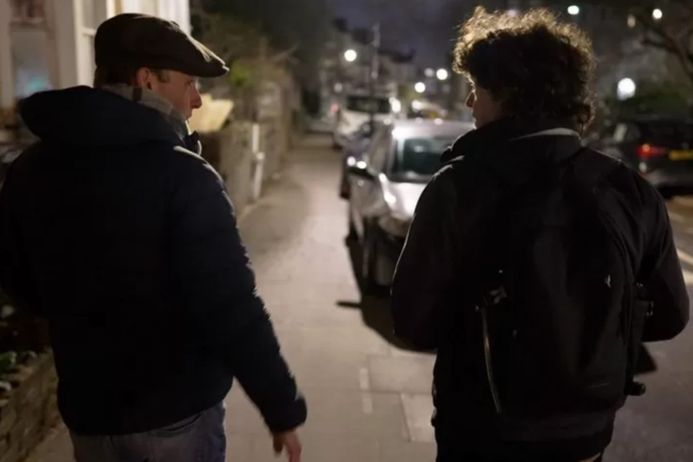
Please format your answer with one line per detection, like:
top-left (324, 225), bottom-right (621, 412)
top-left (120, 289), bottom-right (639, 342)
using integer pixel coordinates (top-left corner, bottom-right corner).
top-left (333, 93), bottom-right (393, 149)
top-left (590, 117), bottom-right (693, 197)
top-left (345, 119), bottom-right (473, 294)
top-left (339, 121), bottom-right (383, 199)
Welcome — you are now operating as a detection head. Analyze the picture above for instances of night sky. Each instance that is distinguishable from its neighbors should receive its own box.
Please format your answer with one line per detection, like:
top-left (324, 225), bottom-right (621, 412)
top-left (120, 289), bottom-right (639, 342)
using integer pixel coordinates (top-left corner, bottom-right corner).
top-left (327, 0), bottom-right (479, 69)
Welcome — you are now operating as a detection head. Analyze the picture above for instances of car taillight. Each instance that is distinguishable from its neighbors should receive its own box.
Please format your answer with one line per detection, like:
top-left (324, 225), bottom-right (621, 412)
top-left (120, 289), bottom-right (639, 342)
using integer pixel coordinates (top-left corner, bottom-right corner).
top-left (637, 144), bottom-right (668, 159)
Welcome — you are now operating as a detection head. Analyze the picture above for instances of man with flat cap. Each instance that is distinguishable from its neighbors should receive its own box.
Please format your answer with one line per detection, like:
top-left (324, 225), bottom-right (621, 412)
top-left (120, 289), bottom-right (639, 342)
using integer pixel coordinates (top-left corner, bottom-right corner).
top-left (0, 13), bottom-right (305, 462)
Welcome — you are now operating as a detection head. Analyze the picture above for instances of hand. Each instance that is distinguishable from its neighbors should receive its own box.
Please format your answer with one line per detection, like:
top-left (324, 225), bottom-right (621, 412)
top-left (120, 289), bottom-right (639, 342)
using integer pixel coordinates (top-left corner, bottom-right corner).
top-left (272, 430), bottom-right (302, 462)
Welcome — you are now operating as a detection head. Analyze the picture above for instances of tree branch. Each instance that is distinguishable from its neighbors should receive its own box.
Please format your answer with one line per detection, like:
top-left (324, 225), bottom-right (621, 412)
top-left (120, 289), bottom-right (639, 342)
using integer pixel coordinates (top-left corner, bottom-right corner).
top-left (641, 36), bottom-right (677, 54)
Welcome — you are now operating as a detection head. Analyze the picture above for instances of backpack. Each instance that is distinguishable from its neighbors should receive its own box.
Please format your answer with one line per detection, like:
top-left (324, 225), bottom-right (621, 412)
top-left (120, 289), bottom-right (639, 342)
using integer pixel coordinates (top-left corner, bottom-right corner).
top-left (471, 148), bottom-right (646, 433)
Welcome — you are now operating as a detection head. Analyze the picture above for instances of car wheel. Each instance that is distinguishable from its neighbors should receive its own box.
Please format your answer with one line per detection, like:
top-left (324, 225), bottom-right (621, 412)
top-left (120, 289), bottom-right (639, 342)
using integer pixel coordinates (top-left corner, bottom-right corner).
top-left (339, 168), bottom-right (350, 199)
top-left (359, 226), bottom-right (386, 296)
top-left (346, 209), bottom-right (357, 245)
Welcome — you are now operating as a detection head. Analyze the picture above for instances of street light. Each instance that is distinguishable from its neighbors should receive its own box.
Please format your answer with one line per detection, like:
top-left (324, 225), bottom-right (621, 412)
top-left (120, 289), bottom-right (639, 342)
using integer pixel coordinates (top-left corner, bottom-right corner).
top-left (617, 78), bottom-right (636, 100)
top-left (424, 68), bottom-right (435, 78)
top-left (415, 82), bottom-right (426, 94)
top-left (436, 68), bottom-right (449, 81)
top-left (627, 14), bottom-right (637, 28)
top-left (567, 5), bottom-right (580, 16)
top-left (652, 8), bottom-right (663, 21)
top-left (344, 49), bottom-right (358, 63)
top-left (389, 97), bottom-right (402, 114)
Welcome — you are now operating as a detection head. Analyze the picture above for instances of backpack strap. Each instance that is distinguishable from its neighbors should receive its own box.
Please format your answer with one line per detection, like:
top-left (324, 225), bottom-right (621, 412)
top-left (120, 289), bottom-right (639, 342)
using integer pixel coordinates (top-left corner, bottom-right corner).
top-left (571, 149), bottom-right (648, 397)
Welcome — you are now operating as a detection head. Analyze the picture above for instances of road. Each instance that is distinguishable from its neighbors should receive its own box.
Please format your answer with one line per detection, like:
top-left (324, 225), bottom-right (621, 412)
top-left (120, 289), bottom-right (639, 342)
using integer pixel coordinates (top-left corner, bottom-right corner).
top-left (27, 134), bottom-right (693, 461)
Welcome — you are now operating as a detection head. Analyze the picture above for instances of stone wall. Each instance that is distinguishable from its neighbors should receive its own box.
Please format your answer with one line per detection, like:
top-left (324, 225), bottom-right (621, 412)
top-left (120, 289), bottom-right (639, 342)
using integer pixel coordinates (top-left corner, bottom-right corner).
top-left (0, 352), bottom-right (59, 462)
top-left (200, 118), bottom-right (288, 218)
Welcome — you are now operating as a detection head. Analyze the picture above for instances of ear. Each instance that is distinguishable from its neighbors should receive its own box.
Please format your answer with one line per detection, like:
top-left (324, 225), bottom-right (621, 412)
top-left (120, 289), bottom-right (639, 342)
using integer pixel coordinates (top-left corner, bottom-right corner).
top-left (133, 67), bottom-right (154, 90)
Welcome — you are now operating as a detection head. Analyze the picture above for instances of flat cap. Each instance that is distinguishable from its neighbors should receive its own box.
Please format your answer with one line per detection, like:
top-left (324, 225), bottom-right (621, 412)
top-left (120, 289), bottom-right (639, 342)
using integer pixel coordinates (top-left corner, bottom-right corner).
top-left (95, 13), bottom-right (228, 78)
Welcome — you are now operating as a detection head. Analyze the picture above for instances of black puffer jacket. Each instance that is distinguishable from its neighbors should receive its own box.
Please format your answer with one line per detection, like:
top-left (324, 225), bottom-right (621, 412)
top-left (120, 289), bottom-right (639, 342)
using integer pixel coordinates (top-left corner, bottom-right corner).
top-left (0, 86), bottom-right (306, 435)
top-left (391, 117), bottom-right (689, 459)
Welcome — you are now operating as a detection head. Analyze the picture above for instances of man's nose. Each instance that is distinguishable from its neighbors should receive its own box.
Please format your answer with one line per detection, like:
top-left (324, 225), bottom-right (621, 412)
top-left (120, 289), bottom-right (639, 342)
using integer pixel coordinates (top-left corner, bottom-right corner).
top-left (191, 87), bottom-right (203, 110)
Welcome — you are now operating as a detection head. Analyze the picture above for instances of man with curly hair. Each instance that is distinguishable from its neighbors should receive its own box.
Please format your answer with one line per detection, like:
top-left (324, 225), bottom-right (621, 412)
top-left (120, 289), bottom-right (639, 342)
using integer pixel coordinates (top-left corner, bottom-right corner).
top-left (391, 7), bottom-right (688, 462)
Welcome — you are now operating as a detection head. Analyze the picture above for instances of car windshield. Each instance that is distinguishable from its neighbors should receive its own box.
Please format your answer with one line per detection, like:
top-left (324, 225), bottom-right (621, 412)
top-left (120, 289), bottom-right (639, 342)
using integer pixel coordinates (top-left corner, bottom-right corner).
top-left (346, 96), bottom-right (391, 114)
top-left (638, 121), bottom-right (693, 144)
top-left (391, 136), bottom-right (455, 181)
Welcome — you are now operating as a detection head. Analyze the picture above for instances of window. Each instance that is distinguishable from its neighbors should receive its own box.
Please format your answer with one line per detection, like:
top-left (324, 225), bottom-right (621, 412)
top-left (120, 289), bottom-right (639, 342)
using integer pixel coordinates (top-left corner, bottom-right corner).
top-left (80, 0), bottom-right (108, 81)
top-left (392, 136), bottom-right (456, 180)
top-left (346, 96), bottom-right (391, 115)
top-left (10, 0), bottom-right (46, 24)
top-left (623, 124), bottom-right (641, 143)
top-left (613, 123), bottom-right (628, 143)
top-left (639, 122), bottom-right (693, 144)
top-left (369, 133), bottom-right (391, 172)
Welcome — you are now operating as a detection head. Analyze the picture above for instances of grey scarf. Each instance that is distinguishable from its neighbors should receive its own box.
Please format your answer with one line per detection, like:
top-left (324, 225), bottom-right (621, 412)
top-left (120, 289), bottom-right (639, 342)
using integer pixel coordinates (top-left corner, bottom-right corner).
top-left (101, 84), bottom-right (202, 155)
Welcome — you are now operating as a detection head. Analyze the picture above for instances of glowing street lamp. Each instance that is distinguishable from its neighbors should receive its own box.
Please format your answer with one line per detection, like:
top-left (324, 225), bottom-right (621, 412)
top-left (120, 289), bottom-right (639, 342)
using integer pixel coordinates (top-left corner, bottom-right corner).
top-left (627, 14), bottom-right (637, 29)
top-left (617, 78), bottom-right (636, 101)
top-left (344, 49), bottom-right (358, 63)
top-left (652, 8), bottom-right (663, 21)
top-left (414, 82), bottom-right (426, 94)
top-left (567, 5), bottom-right (580, 16)
top-left (436, 68), bottom-right (449, 81)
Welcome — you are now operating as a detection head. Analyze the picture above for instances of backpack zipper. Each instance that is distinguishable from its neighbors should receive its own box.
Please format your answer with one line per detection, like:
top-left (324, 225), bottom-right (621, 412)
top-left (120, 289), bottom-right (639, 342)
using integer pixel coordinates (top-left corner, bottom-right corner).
top-left (479, 305), bottom-right (503, 414)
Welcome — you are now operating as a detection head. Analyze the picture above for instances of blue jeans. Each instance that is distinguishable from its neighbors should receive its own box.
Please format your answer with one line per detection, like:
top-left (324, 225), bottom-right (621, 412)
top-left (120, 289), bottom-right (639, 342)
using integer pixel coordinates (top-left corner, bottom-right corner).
top-left (70, 402), bottom-right (226, 462)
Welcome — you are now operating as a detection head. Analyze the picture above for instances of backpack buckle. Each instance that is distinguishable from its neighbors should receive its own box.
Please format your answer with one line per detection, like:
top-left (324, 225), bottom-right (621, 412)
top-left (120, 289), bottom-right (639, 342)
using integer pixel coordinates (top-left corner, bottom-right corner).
top-left (482, 285), bottom-right (508, 308)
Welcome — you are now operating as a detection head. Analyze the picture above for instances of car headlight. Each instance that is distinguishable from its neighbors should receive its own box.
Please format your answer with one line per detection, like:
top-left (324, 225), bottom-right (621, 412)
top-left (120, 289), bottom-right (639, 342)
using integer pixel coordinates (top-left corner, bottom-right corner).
top-left (378, 213), bottom-right (411, 238)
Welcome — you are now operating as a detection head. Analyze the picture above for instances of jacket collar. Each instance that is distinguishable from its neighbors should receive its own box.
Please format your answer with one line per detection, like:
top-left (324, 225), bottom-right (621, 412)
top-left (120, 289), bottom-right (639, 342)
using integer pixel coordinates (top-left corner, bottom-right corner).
top-left (101, 85), bottom-right (202, 155)
top-left (442, 116), bottom-right (582, 165)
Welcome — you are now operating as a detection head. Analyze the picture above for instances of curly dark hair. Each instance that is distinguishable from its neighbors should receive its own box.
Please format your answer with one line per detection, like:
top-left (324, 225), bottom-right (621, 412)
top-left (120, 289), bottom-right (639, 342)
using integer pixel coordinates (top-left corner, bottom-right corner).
top-left (453, 7), bottom-right (596, 130)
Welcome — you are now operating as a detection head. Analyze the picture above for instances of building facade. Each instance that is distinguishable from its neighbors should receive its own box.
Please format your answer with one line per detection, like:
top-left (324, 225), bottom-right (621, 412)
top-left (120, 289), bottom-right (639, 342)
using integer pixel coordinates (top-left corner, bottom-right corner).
top-left (0, 0), bottom-right (190, 117)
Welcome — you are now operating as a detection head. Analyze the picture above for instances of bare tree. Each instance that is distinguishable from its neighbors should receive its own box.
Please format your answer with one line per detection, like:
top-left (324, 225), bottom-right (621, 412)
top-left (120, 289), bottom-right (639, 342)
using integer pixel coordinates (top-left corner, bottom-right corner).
top-left (570, 0), bottom-right (693, 86)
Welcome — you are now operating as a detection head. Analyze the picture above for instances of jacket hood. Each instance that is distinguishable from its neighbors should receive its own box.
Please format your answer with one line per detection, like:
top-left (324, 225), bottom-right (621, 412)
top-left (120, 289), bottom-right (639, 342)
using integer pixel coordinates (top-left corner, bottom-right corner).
top-left (20, 86), bottom-right (180, 148)
top-left (441, 116), bottom-right (583, 182)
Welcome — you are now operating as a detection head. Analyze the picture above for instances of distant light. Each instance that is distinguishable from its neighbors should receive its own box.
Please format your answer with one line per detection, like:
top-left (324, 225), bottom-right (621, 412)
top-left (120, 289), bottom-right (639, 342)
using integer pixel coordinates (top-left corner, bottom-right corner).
top-left (389, 97), bottom-right (402, 114)
top-left (344, 49), bottom-right (358, 63)
top-left (411, 99), bottom-right (423, 111)
top-left (414, 82), bottom-right (426, 94)
top-left (507, 8), bottom-right (520, 17)
top-left (567, 5), bottom-right (580, 16)
top-left (617, 78), bottom-right (636, 100)
top-left (424, 68), bottom-right (435, 78)
top-left (383, 189), bottom-right (397, 207)
top-left (627, 14), bottom-right (636, 28)
top-left (434, 118), bottom-right (444, 125)
top-left (436, 68), bottom-right (449, 81)
top-left (334, 82), bottom-right (343, 93)
top-left (652, 8), bottom-right (663, 20)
